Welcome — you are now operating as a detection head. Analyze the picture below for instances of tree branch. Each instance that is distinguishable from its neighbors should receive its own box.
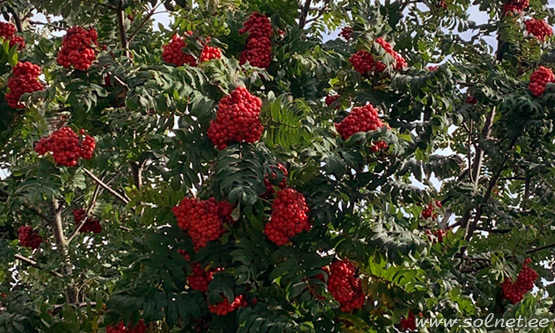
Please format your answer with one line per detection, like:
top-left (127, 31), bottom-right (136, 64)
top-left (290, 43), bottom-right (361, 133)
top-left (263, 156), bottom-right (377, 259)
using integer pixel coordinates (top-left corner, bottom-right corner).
top-left (82, 168), bottom-right (130, 204)
top-left (127, 2), bottom-right (164, 43)
top-left (14, 254), bottom-right (64, 278)
top-left (6, 6), bottom-right (23, 33)
top-left (116, 1), bottom-right (129, 57)
top-left (51, 199), bottom-right (78, 303)
top-left (525, 242), bottom-right (555, 254)
top-left (298, 0), bottom-right (313, 29)
top-left (66, 179), bottom-right (103, 244)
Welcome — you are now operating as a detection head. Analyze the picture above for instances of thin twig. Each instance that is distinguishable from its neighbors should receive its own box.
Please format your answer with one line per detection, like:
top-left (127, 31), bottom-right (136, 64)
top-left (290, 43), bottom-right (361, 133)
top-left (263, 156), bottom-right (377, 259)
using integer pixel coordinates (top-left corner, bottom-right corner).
top-left (14, 254), bottom-right (64, 278)
top-left (66, 178), bottom-right (104, 244)
top-left (82, 168), bottom-right (130, 204)
top-left (127, 1), bottom-right (164, 43)
top-left (116, 1), bottom-right (130, 57)
top-left (298, 0), bottom-right (313, 29)
top-left (6, 6), bottom-right (22, 33)
top-left (525, 242), bottom-right (555, 254)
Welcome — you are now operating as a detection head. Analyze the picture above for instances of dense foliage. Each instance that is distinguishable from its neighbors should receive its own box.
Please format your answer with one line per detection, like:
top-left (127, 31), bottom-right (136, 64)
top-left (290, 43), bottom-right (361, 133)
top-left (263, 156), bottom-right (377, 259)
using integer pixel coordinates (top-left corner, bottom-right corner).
top-left (0, 0), bottom-right (554, 332)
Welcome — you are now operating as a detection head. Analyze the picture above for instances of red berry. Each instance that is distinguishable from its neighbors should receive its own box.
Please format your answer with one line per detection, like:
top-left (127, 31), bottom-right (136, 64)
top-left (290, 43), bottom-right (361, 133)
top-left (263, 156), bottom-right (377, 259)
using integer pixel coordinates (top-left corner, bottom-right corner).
top-left (350, 38), bottom-right (406, 75)
top-left (17, 226), bottom-right (43, 249)
top-left (172, 197), bottom-right (233, 250)
top-left (207, 86), bottom-right (264, 149)
top-left (73, 209), bottom-right (102, 234)
top-left (501, 259), bottom-right (539, 304)
top-left (106, 319), bottom-right (146, 333)
top-left (162, 34), bottom-right (197, 66)
top-left (503, 0), bottom-right (529, 13)
top-left (340, 27), bottom-right (353, 41)
top-left (239, 12), bottom-right (272, 69)
top-left (262, 163), bottom-right (288, 198)
top-left (5, 62), bottom-right (44, 109)
top-left (465, 95), bottom-right (477, 104)
top-left (335, 104), bottom-right (388, 152)
top-left (0, 22), bottom-right (25, 49)
top-left (34, 127), bottom-right (95, 166)
top-left (208, 294), bottom-right (247, 316)
top-left (325, 94), bottom-right (339, 107)
top-left (199, 44), bottom-right (222, 63)
top-left (525, 19), bottom-right (553, 41)
top-left (264, 188), bottom-right (310, 245)
top-left (327, 260), bottom-right (365, 312)
top-left (400, 311), bottom-right (417, 331)
top-left (528, 66), bottom-right (554, 97)
top-left (57, 26), bottom-right (97, 71)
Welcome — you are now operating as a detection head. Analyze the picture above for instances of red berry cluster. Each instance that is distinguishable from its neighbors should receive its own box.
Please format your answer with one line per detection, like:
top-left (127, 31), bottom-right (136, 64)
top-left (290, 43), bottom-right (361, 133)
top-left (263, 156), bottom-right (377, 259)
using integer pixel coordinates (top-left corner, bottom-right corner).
top-left (340, 27), bottom-right (353, 41)
top-left (262, 163), bottom-right (288, 198)
top-left (350, 50), bottom-right (384, 75)
top-left (73, 208), bottom-right (102, 234)
top-left (264, 188), bottom-right (311, 245)
top-left (0, 22), bottom-right (25, 49)
top-left (325, 94), bottom-right (339, 107)
top-left (501, 259), bottom-right (539, 304)
top-left (335, 104), bottom-right (388, 151)
top-left (399, 311), bottom-right (417, 331)
top-left (207, 86), bottom-right (264, 149)
top-left (503, 0), bottom-right (529, 13)
top-left (172, 197), bottom-right (233, 250)
top-left (162, 33), bottom-right (197, 66)
top-left (106, 320), bottom-right (146, 333)
top-left (465, 95), bottom-right (478, 104)
top-left (34, 127), bottom-right (96, 167)
top-left (199, 45), bottom-right (222, 63)
top-left (208, 294), bottom-right (247, 316)
top-left (421, 200), bottom-right (442, 220)
top-left (426, 229), bottom-right (447, 243)
top-left (56, 26), bottom-right (98, 71)
top-left (5, 62), bottom-right (44, 109)
top-left (350, 38), bottom-right (406, 75)
top-left (17, 226), bottom-right (43, 249)
top-left (239, 12), bottom-right (272, 69)
top-left (188, 262), bottom-right (224, 293)
top-left (528, 66), bottom-right (555, 97)
top-left (327, 260), bottom-right (365, 312)
top-left (375, 37), bottom-right (407, 70)
top-left (525, 19), bottom-right (553, 42)
top-left (428, 65), bottom-right (439, 71)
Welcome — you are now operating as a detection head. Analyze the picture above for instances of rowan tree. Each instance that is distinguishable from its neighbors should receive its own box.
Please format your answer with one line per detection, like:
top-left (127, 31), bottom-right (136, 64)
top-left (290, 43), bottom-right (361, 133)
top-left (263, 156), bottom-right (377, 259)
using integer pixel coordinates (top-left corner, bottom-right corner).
top-left (0, 0), bottom-right (554, 332)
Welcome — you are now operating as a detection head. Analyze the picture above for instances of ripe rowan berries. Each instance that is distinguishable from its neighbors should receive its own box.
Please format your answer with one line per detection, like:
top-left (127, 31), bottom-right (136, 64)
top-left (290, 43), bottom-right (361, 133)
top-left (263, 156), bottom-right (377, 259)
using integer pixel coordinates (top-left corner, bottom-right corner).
top-left (340, 27), bottom-right (353, 41)
top-left (528, 66), bottom-right (554, 97)
top-left (264, 188), bottom-right (310, 246)
top-left (503, 0), bottom-right (529, 13)
top-left (325, 94), bottom-right (339, 107)
top-left (0, 22), bottom-right (25, 49)
top-left (106, 319), bottom-right (146, 333)
top-left (5, 62), bottom-right (44, 109)
top-left (501, 259), bottom-right (538, 304)
top-left (421, 200), bottom-right (442, 220)
top-left (335, 104), bottom-right (388, 152)
top-left (428, 65), bottom-right (439, 71)
top-left (172, 197), bottom-right (233, 250)
top-left (208, 294), bottom-right (247, 316)
top-left (73, 209), bottom-right (102, 234)
top-left (207, 86), bottom-right (264, 149)
top-left (17, 226), bottom-right (43, 249)
top-left (350, 38), bottom-right (406, 75)
top-left (525, 19), bottom-right (553, 42)
top-left (56, 26), bottom-right (97, 71)
top-left (327, 260), bottom-right (365, 312)
top-left (239, 12), bottom-right (273, 69)
top-left (399, 311), bottom-right (417, 331)
top-left (375, 37), bottom-right (407, 70)
top-left (34, 127), bottom-right (95, 166)
top-left (262, 163), bottom-right (288, 198)
top-left (199, 45), bottom-right (222, 63)
top-left (162, 34), bottom-right (197, 66)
